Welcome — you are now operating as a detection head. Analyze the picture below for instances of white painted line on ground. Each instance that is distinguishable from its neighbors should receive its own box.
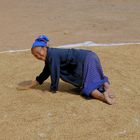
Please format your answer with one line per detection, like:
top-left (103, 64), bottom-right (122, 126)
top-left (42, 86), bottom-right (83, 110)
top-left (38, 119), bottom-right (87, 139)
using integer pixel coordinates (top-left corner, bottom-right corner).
top-left (58, 41), bottom-right (140, 48)
top-left (0, 41), bottom-right (140, 54)
top-left (0, 49), bottom-right (30, 54)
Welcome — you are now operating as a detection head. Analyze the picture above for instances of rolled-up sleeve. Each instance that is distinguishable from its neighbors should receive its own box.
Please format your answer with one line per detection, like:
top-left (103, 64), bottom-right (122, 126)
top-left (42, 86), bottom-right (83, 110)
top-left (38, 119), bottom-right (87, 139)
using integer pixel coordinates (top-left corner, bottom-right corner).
top-left (36, 62), bottom-right (50, 85)
top-left (50, 57), bottom-right (60, 91)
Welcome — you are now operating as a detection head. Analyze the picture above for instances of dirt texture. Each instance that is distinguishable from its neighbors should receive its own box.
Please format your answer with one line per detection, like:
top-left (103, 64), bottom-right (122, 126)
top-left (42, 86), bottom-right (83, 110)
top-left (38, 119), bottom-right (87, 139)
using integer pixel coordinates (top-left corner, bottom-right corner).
top-left (0, 45), bottom-right (140, 140)
top-left (0, 0), bottom-right (140, 140)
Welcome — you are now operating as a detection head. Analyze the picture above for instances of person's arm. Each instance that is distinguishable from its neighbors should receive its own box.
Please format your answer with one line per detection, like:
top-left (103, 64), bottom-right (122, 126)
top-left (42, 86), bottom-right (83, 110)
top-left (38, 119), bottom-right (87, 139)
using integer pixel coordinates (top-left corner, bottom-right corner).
top-left (50, 57), bottom-right (60, 93)
top-left (17, 63), bottom-right (50, 90)
top-left (17, 80), bottom-right (38, 90)
top-left (36, 63), bottom-right (50, 85)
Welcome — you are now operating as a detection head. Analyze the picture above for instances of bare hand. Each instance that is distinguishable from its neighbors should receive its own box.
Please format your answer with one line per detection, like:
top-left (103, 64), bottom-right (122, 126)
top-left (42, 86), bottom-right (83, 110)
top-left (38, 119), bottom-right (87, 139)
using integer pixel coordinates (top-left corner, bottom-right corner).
top-left (17, 80), bottom-right (38, 90)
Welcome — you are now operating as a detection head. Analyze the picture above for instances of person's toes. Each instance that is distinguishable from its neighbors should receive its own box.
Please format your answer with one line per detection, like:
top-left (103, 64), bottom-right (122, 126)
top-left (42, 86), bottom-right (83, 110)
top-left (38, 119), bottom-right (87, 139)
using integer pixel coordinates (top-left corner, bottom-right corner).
top-left (109, 93), bottom-right (115, 99)
top-left (104, 92), bottom-right (115, 105)
top-left (106, 98), bottom-right (113, 105)
top-left (107, 90), bottom-right (115, 99)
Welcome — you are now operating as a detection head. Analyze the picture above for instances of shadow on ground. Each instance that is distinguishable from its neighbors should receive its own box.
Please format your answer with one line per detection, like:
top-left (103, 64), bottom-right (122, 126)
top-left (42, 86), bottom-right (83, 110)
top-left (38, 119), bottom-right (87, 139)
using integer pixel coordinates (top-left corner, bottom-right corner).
top-left (17, 80), bottom-right (91, 100)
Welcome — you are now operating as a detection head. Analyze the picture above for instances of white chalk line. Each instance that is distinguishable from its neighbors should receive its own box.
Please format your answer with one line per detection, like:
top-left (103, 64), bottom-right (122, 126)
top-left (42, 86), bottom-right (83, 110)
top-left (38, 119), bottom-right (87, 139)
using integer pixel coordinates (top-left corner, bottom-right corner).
top-left (0, 41), bottom-right (140, 54)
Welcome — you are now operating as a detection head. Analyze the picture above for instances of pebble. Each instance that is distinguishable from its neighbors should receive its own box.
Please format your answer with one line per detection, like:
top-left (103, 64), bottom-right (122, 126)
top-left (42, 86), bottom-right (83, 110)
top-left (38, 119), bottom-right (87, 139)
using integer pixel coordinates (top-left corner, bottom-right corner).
top-left (5, 84), bottom-right (13, 88)
top-left (4, 115), bottom-right (7, 118)
top-left (47, 112), bottom-right (53, 117)
top-left (123, 87), bottom-right (131, 91)
top-left (118, 130), bottom-right (127, 136)
top-left (134, 118), bottom-right (139, 126)
top-left (64, 30), bottom-right (69, 35)
top-left (38, 132), bottom-right (47, 138)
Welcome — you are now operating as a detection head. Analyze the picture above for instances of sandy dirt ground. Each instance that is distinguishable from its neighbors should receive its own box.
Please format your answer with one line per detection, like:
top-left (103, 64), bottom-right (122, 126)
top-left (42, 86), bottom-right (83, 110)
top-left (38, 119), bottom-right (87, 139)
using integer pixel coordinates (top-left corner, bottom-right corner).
top-left (0, 0), bottom-right (140, 140)
top-left (0, 45), bottom-right (140, 140)
top-left (0, 0), bottom-right (140, 51)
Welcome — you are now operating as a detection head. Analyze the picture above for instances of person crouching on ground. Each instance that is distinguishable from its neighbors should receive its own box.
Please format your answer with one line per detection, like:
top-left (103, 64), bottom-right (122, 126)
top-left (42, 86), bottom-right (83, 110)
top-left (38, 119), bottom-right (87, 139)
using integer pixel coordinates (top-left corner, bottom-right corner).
top-left (18, 35), bottom-right (115, 105)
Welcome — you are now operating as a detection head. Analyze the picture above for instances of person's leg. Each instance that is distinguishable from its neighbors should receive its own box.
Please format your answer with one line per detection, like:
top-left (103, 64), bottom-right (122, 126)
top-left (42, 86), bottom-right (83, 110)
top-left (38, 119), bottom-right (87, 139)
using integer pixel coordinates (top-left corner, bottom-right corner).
top-left (91, 89), bottom-right (114, 105)
top-left (91, 89), bottom-right (105, 102)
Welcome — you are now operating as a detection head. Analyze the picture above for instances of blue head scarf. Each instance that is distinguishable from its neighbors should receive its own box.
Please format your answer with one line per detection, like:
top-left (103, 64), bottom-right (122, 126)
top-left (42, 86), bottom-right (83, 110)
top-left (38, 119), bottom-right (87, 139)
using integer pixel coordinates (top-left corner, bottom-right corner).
top-left (32, 35), bottom-right (49, 49)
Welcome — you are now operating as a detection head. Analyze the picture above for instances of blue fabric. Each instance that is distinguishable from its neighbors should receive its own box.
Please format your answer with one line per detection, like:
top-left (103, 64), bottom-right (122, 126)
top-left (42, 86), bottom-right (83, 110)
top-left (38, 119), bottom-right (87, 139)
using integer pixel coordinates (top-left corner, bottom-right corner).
top-left (32, 41), bottom-right (47, 48)
top-left (36, 48), bottom-right (91, 91)
top-left (35, 47), bottom-right (109, 93)
top-left (32, 35), bottom-right (49, 48)
top-left (81, 52), bottom-right (109, 97)
top-left (35, 35), bottom-right (49, 43)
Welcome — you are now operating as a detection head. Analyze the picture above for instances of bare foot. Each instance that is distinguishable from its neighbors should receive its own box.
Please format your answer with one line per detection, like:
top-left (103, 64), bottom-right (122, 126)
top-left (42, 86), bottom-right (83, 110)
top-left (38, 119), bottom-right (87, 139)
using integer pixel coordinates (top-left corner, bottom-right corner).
top-left (103, 83), bottom-right (115, 99)
top-left (107, 89), bottom-right (115, 99)
top-left (91, 89), bottom-right (115, 105)
top-left (103, 91), bottom-right (115, 105)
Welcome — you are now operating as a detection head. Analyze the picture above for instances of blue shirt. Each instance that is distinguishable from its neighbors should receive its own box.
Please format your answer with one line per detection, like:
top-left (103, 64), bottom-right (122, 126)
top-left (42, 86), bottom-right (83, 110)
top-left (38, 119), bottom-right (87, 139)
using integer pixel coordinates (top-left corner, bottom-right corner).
top-left (36, 47), bottom-right (91, 91)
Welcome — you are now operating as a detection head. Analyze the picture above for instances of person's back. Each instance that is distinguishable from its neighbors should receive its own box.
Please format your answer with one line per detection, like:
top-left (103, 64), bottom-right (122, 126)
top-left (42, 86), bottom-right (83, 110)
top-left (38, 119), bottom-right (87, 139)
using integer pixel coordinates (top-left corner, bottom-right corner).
top-left (46, 47), bottom-right (91, 88)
